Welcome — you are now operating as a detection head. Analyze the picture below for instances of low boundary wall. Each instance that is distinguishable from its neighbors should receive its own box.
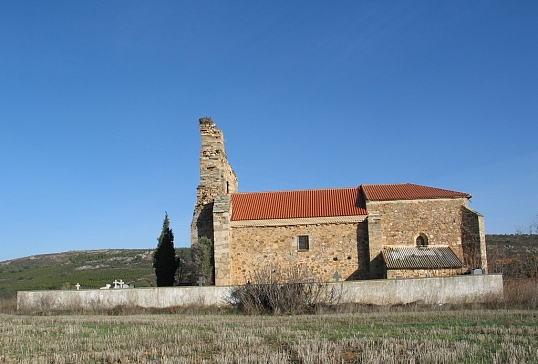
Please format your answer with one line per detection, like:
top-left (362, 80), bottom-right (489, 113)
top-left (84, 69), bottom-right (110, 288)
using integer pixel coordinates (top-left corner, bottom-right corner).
top-left (17, 274), bottom-right (503, 312)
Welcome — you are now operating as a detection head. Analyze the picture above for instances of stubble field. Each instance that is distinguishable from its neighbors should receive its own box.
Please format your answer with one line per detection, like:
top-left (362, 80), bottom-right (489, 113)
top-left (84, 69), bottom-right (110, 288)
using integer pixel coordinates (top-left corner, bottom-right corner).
top-left (1, 308), bottom-right (537, 363)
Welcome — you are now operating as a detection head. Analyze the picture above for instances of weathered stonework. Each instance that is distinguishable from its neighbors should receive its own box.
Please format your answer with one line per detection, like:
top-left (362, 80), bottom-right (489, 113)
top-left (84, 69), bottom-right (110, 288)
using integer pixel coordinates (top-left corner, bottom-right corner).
top-left (461, 206), bottom-right (488, 272)
top-left (365, 197), bottom-right (487, 278)
top-left (228, 221), bottom-right (368, 285)
top-left (367, 213), bottom-right (383, 279)
top-left (366, 198), bottom-right (467, 251)
top-left (213, 195), bottom-right (232, 286)
top-left (191, 118), bottom-right (237, 281)
top-left (386, 268), bottom-right (466, 279)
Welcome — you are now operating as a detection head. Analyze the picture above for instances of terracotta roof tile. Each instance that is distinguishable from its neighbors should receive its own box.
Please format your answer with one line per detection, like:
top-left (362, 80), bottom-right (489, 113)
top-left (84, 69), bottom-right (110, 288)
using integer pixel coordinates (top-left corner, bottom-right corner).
top-left (362, 183), bottom-right (471, 201)
top-left (231, 187), bottom-right (367, 221)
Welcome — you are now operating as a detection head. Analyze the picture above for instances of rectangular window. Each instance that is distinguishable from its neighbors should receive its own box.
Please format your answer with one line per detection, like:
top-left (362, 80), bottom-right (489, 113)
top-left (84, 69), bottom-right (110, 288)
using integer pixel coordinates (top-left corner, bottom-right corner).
top-left (298, 235), bottom-right (309, 251)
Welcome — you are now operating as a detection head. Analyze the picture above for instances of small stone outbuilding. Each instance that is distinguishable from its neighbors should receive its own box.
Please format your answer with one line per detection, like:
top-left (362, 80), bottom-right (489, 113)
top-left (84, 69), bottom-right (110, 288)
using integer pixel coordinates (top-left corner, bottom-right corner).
top-left (191, 117), bottom-right (487, 286)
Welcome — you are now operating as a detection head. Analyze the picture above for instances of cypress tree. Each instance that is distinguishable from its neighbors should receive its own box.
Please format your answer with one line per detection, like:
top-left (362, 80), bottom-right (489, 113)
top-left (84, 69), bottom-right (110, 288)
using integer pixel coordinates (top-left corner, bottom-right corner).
top-left (153, 212), bottom-right (179, 287)
top-left (198, 236), bottom-right (214, 285)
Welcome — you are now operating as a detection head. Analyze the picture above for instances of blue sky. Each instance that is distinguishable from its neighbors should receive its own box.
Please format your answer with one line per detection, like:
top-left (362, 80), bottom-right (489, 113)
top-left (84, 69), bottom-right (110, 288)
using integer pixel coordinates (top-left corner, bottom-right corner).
top-left (1, 1), bottom-right (537, 261)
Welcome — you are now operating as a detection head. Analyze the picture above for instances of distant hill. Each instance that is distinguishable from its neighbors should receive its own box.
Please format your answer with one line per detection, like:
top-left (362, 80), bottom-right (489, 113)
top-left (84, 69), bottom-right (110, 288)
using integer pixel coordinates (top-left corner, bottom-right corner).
top-left (487, 234), bottom-right (538, 278)
top-left (486, 234), bottom-right (538, 257)
top-left (0, 248), bottom-right (192, 299)
top-left (1, 235), bottom-right (536, 298)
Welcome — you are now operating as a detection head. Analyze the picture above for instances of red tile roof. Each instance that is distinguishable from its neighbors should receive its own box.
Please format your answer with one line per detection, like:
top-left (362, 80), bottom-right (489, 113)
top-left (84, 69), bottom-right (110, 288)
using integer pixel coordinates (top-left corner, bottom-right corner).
top-left (229, 183), bottom-right (471, 221)
top-left (230, 187), bottom-right (367, 221)
top-left (361, 183), bottom-right (471, 201)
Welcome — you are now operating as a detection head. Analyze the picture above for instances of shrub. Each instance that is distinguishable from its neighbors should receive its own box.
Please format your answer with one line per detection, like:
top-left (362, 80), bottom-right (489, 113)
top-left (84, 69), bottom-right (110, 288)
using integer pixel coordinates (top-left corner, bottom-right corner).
top-left (229, 265), bottom-right (340, 314)
top-left (503, 278), bottom-right (538, 309)
top-left (0, 296), bottom-right (17, 314)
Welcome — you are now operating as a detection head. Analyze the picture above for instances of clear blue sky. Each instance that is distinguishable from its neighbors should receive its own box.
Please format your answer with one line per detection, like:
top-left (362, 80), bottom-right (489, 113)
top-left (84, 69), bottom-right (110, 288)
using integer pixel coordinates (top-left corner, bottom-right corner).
top-left (1, 1), bottom-right (537, 261)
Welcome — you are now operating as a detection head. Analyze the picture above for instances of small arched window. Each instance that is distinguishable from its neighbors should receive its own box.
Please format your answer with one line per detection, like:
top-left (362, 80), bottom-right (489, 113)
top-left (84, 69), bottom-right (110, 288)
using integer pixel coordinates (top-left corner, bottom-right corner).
top-left (416, 235), bottom-right (428, 247)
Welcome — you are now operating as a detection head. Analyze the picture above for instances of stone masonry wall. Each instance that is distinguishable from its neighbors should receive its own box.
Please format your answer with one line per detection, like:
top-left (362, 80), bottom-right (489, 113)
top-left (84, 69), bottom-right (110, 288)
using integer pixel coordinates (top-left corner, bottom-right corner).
top-left (367, 213), bottom-right (383, 279)
top-left (228, 221), bottom-right (368, 285)
top-left (191, 117), bottom-right (237, 275)
top-left (461, 206), bottom-right (488, 272)
top-left (386, 268), bottom-right (466, 279)
top-left (213, 195), bottom-right (232, 286)
top-left (366, 198), bottom-right (468, 264)
top-left (365, 197), bottom-right (470, 279)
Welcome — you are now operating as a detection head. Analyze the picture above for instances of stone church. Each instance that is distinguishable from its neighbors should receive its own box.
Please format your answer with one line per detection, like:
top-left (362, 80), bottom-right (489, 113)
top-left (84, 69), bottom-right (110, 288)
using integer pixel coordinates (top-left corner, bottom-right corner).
top-left (191, 117), bottom-right (488, 286)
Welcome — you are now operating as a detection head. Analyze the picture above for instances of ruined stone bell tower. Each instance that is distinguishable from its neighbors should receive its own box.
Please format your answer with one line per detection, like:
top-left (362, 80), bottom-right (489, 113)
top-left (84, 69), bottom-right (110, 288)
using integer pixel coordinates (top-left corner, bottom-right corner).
top-left (191, 117), bottom-right (237, 269)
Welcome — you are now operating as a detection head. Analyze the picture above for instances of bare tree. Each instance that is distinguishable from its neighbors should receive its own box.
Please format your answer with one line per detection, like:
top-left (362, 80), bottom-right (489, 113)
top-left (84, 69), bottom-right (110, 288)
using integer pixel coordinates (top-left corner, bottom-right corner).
top-left (516, 212), bottom-right (538, 235)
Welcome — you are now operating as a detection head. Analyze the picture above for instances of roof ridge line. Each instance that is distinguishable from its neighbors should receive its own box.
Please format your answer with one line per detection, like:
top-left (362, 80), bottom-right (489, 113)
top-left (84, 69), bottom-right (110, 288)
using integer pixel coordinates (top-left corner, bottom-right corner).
top-left (361, 182), bottom-right (410, 186)
top-left (232, 186), bottom-right (360, 194)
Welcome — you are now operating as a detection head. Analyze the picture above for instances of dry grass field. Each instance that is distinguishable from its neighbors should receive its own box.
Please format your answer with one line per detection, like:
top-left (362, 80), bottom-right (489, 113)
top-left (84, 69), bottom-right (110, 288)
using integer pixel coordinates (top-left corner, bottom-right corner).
top-left (1, 307), bottom-right (537, 363)
top-left (2, 238), bottom-right (537, 363)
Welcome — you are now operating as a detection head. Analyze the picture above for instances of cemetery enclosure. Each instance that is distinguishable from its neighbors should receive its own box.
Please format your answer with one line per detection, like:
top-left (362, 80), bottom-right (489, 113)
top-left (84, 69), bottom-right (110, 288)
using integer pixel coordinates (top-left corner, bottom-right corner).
top-left (17, 274), bottom-right (503, 311)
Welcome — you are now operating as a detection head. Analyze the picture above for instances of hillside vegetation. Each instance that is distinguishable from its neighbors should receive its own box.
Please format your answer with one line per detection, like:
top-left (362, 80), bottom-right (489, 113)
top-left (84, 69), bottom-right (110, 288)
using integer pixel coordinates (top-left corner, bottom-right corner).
top-left (487, 234), bottom-right (538, 278)
top-left (0, 248), bottom-right (191, 299)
